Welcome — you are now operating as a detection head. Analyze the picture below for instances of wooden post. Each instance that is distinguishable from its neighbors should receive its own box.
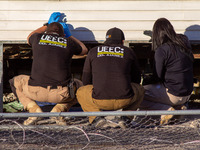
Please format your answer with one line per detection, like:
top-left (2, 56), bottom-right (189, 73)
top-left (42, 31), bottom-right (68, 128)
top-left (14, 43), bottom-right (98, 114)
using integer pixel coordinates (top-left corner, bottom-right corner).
top-left (0, 42), bottom-right (3, 112)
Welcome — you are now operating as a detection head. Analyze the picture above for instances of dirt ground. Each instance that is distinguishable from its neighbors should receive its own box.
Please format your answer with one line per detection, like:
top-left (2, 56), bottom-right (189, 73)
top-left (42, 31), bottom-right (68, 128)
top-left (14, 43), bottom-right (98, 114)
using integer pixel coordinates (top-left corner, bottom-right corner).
top-left (1, 98), bottom-right (200, 150)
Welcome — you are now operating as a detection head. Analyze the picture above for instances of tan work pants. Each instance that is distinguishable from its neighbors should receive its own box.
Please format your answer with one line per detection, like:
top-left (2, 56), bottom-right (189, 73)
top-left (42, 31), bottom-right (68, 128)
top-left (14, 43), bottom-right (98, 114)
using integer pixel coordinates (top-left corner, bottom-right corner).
top-left (11, 75), bottom-right (82, 110)
top-left (76, 83), bottom-right (144, 123)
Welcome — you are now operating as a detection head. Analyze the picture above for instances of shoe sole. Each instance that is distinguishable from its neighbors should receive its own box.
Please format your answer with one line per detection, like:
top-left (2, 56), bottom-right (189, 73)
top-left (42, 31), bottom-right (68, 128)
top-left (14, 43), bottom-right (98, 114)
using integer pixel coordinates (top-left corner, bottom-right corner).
top-left (106, 120), bottom-right (127, 129)
top-left (160, 107), bottom-right (175, 125)
top-left (95, 119), bottom-right (107, 128)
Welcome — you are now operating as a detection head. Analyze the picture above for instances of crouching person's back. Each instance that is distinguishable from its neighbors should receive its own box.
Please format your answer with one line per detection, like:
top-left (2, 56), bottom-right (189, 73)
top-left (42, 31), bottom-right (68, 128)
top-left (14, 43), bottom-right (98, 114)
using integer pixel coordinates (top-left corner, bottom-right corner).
top-left (9, 13), bottom-right (88, 126)
top-left (76, 27), bottom-right (144, 129)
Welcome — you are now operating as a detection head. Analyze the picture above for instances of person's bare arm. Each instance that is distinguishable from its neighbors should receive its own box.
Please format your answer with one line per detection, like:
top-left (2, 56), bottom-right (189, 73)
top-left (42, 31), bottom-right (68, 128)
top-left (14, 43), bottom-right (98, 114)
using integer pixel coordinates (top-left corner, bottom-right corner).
top-left (70, 36), bottom-right (88, 55)
top-left (27, 26), bottom-right (47, 45)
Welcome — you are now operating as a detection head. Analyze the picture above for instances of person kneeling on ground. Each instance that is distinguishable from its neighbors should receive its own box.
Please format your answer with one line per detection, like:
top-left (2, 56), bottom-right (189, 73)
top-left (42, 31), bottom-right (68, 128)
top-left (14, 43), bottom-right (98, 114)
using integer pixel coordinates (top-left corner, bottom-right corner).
top-left (139, 18), bottom-right (194, 125)
top-left (76, 27), bottom-right (144, 128)
top-left (9, 13), bottom-right (88, 125)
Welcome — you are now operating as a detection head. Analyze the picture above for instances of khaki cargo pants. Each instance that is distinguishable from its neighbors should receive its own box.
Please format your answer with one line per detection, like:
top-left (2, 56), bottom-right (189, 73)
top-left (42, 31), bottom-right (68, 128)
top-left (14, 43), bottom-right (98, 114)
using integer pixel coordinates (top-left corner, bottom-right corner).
top-left (76, 83), bottom-right (144, 123)
top-left (10, 75), bottom-right (82, 111)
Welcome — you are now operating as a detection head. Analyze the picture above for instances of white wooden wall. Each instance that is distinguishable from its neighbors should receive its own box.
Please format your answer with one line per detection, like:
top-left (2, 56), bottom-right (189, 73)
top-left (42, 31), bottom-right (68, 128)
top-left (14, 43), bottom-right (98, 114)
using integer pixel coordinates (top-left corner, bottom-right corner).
top-left (0, 0), bottom-right (200, 42)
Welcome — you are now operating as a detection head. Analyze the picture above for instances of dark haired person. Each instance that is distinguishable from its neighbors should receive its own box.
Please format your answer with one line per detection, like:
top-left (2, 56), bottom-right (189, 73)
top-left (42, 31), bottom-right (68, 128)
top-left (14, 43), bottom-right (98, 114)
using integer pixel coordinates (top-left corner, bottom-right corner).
top-left (140, 18), bottom-right (194, 125)
top-left (9, 22), bottom-right (88, 125)
top-left (76, 27), bottom-right (144, 128)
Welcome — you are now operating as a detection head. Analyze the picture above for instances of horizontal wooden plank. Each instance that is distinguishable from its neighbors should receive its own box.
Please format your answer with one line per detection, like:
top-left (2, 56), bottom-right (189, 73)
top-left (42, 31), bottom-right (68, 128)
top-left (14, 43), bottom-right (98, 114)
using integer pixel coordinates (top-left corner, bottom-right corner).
top-left (1, 0), bottom-right (198, 1)
top-left (1, 30), bottom-right (199, 41)
top-left (194, 54), bottom-right (200, 59)
top-left (1, 1), bottom-right (200, 11)
top-left (2, 10), bottom-right (200, 21)
top-left (0, 30), bottom-right (152, 41)
top-left (1, 20), bottom-right (200, 31)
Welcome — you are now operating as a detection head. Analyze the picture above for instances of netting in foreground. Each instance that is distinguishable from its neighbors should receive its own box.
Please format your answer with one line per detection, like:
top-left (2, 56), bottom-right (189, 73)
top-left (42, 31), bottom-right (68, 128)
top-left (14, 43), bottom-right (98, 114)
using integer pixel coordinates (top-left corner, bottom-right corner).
top-left (1, 114), bottom-right (200, 150)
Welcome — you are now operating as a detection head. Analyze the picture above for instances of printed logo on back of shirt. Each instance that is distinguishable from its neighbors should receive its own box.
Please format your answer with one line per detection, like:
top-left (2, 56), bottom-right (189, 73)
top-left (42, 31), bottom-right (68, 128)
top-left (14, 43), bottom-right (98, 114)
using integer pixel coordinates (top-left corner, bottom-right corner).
top-left (97, 46), bottom-right (124, 58)
top-left (39, 34), bottom-right (67, 48)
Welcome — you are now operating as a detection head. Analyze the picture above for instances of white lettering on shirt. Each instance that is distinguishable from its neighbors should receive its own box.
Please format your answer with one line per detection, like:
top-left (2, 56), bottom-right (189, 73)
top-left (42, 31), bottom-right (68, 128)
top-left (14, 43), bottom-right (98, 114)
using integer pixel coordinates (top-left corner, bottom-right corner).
top-left (97, 46), bottom-right (124, 58)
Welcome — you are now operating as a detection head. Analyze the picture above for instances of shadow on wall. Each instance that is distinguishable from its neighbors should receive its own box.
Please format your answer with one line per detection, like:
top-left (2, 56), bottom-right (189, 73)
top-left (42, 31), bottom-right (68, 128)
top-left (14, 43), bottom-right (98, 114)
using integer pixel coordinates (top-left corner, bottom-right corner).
top-left (184, 24), bottom-right (200, 41)
top-left (184, 24), bottom-right (200, 80)
top-left (60, 13), bottom-right (96, 42)
top-left (67, 24), bottom-right (97, 42)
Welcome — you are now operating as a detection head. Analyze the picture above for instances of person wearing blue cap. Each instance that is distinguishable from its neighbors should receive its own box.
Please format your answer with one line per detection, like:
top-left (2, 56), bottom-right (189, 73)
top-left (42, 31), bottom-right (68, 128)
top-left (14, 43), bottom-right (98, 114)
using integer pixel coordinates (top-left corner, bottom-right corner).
top-left (9, 12), bottom-right (88, 125)
top-left (76, 27), bottom-right (144, 128)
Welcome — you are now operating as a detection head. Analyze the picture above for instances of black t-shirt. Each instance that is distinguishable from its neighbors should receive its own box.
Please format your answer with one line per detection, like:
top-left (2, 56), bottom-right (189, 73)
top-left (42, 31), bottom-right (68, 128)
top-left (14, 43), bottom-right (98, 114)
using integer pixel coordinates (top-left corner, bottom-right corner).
top-left (28, 33), bottom-right (82, 87)
top-left (82, 44), bottom-right (141, 99)
top-left (155, 42), bottom-right (193, 96)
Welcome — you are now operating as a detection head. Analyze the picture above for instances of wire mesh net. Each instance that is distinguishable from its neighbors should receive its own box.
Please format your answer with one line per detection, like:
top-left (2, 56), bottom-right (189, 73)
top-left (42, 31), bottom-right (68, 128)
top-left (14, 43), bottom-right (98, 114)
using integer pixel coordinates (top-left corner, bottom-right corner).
top-left (1, 113), bottom-right (200, 150)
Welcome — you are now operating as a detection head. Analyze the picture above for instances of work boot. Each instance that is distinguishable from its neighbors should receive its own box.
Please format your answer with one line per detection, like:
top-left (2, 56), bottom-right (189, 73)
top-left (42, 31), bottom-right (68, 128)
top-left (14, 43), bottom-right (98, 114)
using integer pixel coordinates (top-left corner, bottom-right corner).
top-left (50, 104), bottom-right (68, 125)
top-left (24, 102), bottom-right (43, 125)
top-left (107, 116), bottom-right (133, 129)
top-left (160, 107), bottom-right (175, 125)
top-left (173, 105), bottom-right (187, 121)
top-left (91, 117), bottom-right (107, 128)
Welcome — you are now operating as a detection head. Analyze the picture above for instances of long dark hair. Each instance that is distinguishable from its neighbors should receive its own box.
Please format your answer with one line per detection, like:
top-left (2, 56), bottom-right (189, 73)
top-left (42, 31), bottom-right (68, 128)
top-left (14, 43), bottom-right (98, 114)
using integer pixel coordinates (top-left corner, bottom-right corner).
top-left (152, 18), bottom-right (193, 61)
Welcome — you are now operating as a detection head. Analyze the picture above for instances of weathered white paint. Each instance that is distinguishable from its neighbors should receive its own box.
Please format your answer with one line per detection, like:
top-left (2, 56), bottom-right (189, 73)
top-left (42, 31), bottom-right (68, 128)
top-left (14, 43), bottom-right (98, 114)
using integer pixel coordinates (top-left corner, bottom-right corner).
top-left (0, 0), bottom-right (200, 42)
